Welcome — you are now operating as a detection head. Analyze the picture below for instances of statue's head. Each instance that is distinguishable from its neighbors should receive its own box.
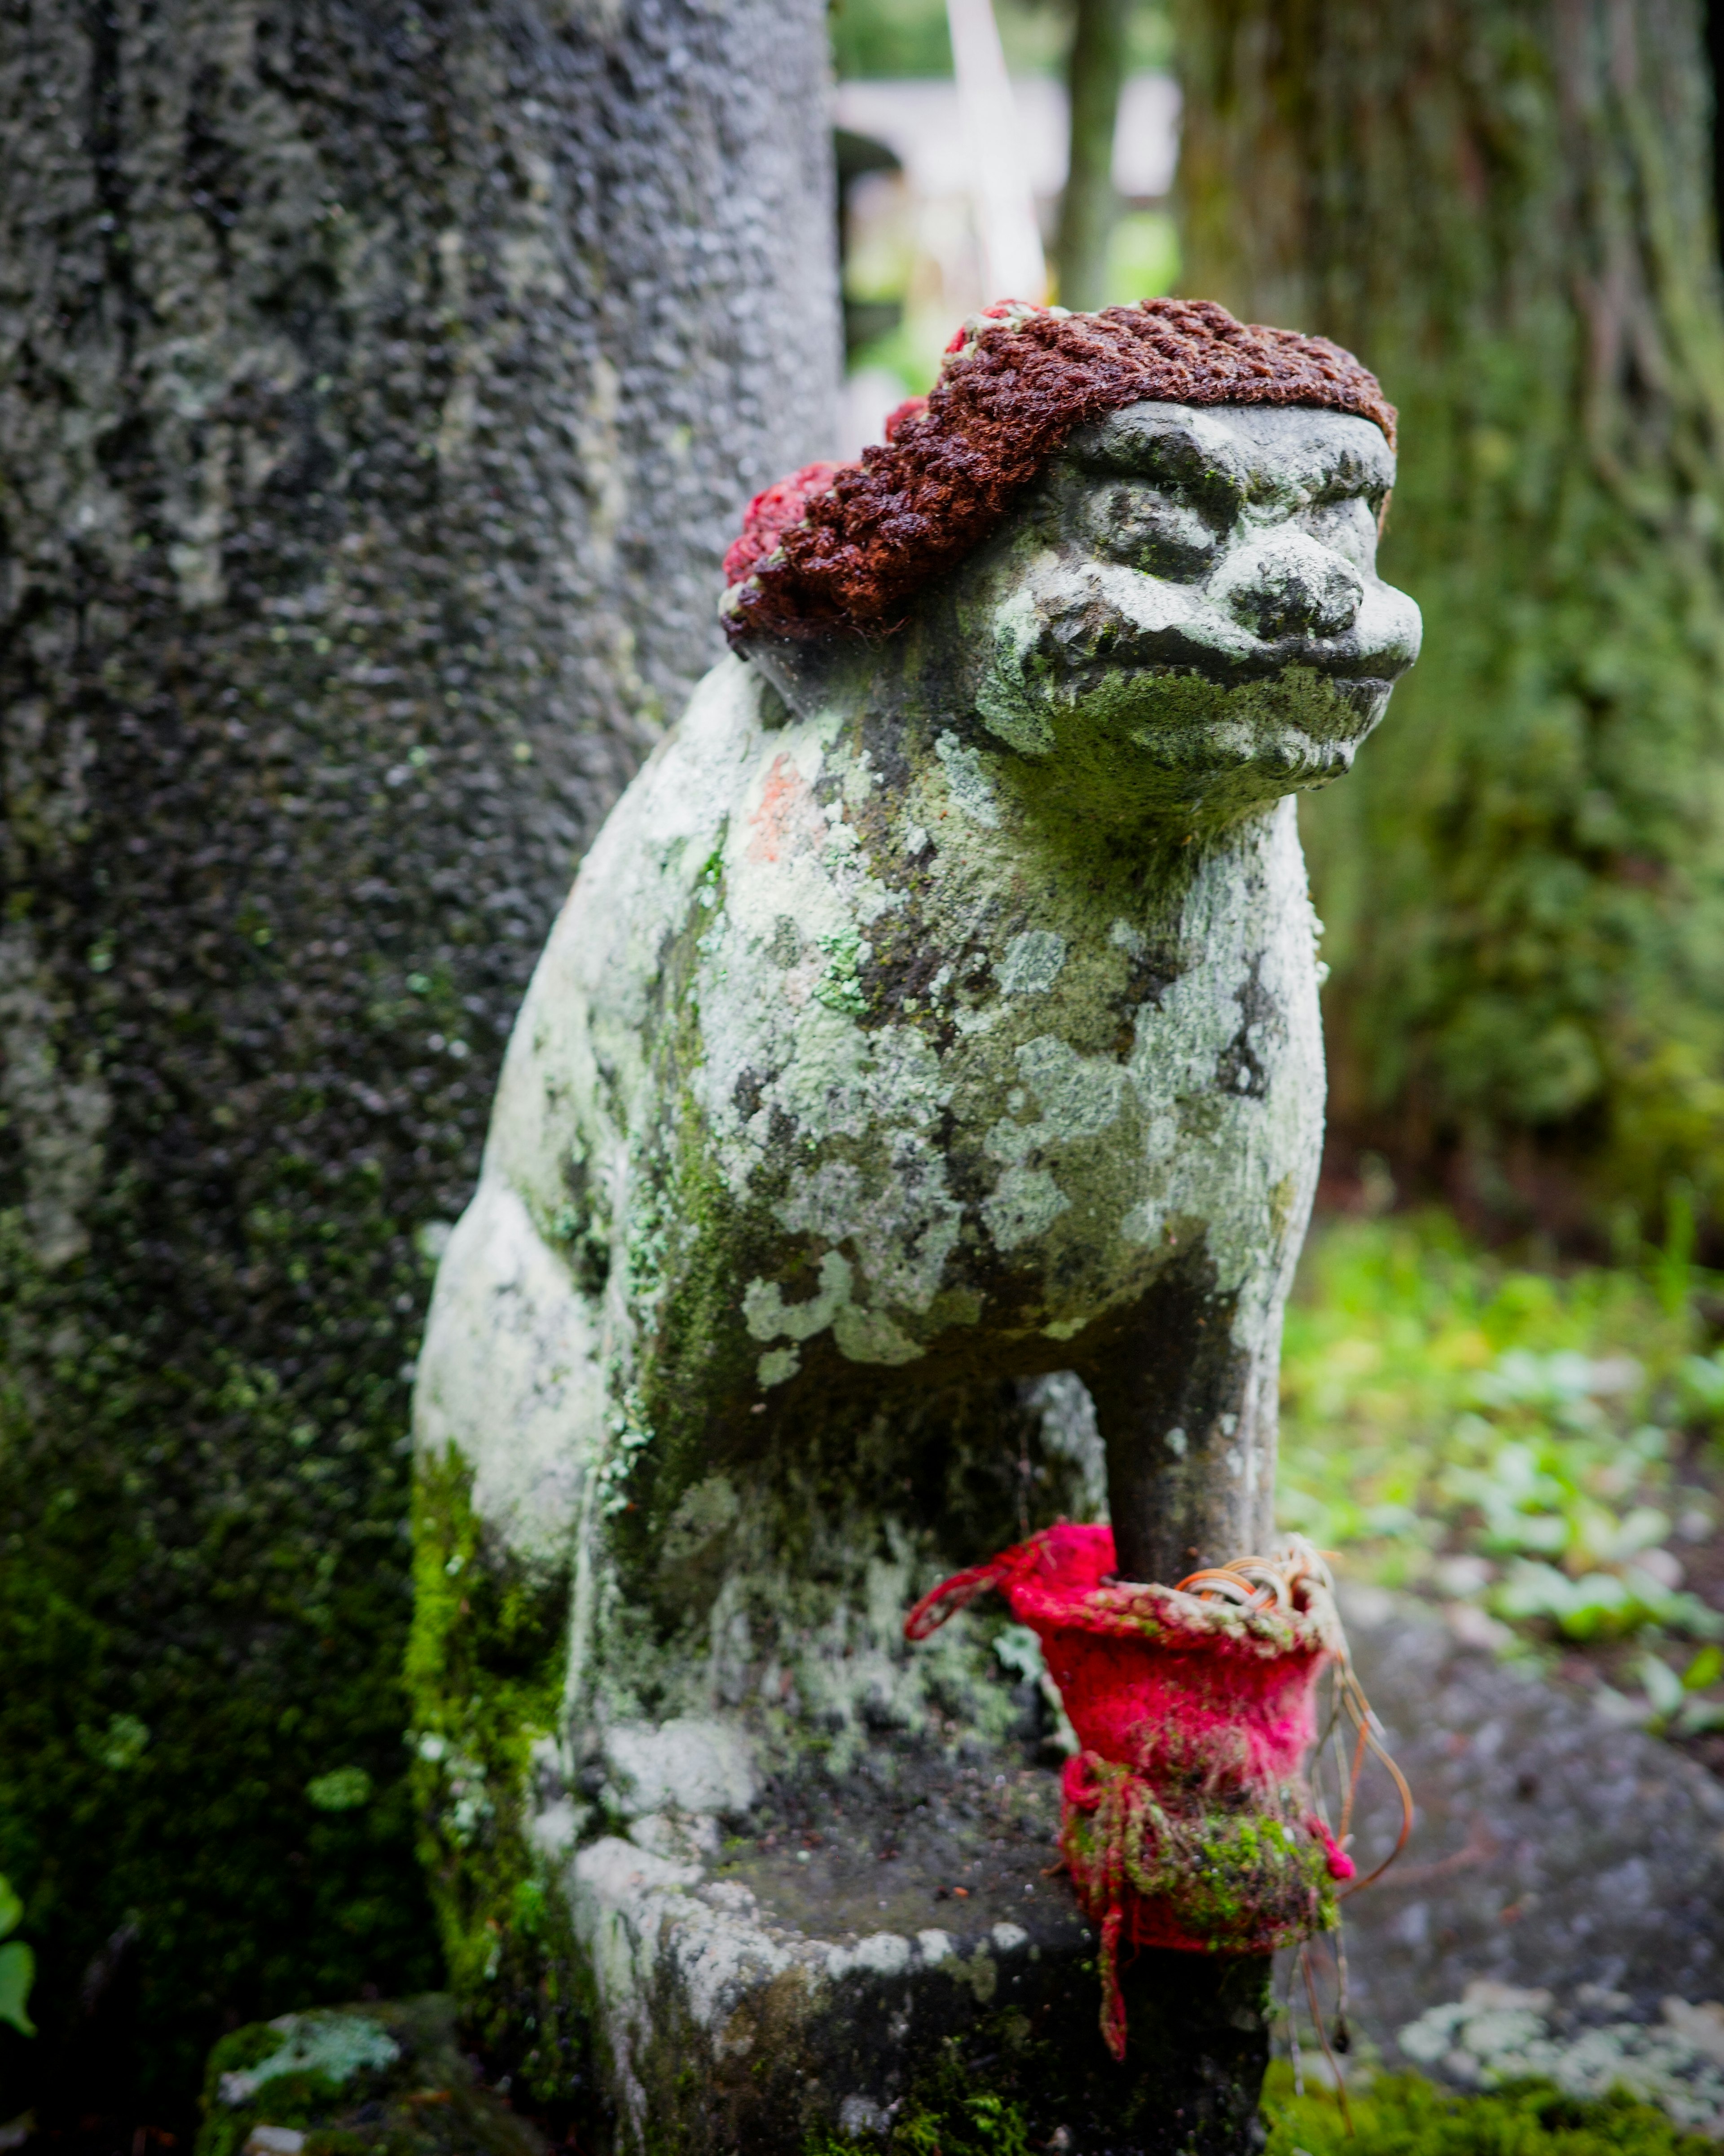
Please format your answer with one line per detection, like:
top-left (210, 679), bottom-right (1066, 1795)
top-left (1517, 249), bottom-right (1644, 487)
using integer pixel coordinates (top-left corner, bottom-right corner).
top-left (724, 300), bottom-right (1421, 825)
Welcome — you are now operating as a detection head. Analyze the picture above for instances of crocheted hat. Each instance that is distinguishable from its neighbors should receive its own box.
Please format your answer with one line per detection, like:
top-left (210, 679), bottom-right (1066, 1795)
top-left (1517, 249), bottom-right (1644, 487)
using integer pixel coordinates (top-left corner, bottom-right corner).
top-left (722, 297), bottom-right (1394, 646)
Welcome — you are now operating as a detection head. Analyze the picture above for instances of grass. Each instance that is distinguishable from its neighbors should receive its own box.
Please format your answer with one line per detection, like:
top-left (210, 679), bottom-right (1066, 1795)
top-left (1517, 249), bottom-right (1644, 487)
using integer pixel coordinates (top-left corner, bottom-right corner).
top-left (1277, 1210), bottom-right (1724, 1732)
top-left (1262, 2063), bottom-right (1717, 2156)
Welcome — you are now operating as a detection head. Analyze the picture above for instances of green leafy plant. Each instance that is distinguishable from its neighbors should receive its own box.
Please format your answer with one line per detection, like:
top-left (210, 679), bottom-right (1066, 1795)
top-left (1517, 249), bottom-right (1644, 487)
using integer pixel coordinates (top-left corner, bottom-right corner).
top-left (0, 1872), bottom-right (35, 2037)
top-left (306, 1767), bottom-right (374, 1812)
top-left (1278, 1215), bottom-right (1724, 1720)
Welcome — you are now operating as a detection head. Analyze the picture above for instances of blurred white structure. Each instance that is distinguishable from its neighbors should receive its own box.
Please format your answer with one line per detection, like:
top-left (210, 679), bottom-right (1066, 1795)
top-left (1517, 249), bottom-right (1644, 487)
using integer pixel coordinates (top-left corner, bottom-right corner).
top-left (834, 72), bottom-right (1179, 205)
top-left (833, 69), bottom-right (1181, 456)
top-left (946, 0), bottom-right (1047, 305)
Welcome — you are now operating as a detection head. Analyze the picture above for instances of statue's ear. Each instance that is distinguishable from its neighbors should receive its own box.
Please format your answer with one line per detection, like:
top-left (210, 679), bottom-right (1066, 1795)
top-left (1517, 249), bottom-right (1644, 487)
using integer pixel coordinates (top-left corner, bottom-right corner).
top-left (1376, 487), bottom-right (1394, 542)
top-left (735, 630), bottom-right (836, 723)
top-left (736, 625), bottom-right (883, 725)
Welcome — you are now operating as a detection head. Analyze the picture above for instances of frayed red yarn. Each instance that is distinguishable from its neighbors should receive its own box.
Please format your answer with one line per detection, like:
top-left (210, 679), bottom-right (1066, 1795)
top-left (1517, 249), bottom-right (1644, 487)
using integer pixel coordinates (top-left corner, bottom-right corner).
top-left (724, 297), bottom-right (1395, 645)
top-left (721, 461), bottom-right (843, 587)
top-left (882, 396), bottom-right (927, 441)
top-left (906, 1523), bottom-right (1349, 2062)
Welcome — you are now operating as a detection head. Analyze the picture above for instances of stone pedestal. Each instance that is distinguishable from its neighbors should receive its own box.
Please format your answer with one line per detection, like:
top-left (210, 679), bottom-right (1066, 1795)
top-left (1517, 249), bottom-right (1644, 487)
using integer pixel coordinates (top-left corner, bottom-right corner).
top-left (561, 1733), bottom-right (1269, 2153)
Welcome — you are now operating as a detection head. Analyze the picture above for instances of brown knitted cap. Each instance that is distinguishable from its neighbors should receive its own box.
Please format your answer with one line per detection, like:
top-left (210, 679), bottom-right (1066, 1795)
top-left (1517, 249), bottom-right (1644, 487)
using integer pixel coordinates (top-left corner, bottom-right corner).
top-left (724, 297), bottom-right (1395, 644)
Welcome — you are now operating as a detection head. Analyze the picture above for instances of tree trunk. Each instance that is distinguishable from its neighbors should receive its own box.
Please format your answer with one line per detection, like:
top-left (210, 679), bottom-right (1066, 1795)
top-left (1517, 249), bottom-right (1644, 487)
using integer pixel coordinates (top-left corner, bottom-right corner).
top-left (1057, 0), bottom-right (1130, 309)
top-left (1175, 0), bottom-right (1724, 1236)
top-left (0, 0), bottom-right (836, 2119)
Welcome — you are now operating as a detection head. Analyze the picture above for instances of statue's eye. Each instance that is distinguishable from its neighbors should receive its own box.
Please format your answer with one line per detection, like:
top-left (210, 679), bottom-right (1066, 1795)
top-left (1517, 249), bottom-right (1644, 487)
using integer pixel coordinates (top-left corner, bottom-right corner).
top-left (1297, 495), bottom-right (1378, 569)
top-left (1091, 485), bottom-right (1220, 579)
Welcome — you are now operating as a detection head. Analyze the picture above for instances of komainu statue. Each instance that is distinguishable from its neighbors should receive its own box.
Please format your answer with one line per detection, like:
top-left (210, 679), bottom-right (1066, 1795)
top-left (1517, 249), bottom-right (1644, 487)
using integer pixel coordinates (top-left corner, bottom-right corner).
top-left (410, 300), bottom-right (1420, 2152)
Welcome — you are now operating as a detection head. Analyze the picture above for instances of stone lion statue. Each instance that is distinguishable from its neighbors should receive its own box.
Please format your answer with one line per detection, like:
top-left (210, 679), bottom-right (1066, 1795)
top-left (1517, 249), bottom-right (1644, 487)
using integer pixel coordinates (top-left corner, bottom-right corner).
top-left (408, 299), bottom-right (1420, 2141)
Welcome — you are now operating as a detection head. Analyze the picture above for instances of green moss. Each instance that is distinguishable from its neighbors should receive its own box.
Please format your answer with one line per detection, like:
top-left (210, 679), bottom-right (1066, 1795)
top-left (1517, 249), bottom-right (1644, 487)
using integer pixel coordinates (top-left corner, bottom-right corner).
top-left (800, 2041), bottom-right (1035, 2156)
top-left (198, 2011), bottom-right (402, 2156)
top-left (791, 1959), bottom-right (1269, 2155)
top-left (893, 2089), bottom-right (1032, 2156)
top-left (0, 1179), bottom-right (442, 2114)
top-left (805, 2091), bottom-right (1031, 2156)
top-left (404, 1451), bottom-right (587, 2098)
top-left (1060, 1765), bottom-right (1338, 1953)
top-left (195, 1996), bottom-right (546, 2156)
top-left (1261, 2064), bottom-right (1717, 2156)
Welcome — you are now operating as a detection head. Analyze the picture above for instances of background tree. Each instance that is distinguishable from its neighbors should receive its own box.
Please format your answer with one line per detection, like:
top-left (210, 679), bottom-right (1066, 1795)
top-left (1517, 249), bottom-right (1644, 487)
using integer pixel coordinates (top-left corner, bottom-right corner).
top-left (1176, 0), bottom-right (1724, 1242)
top-left (0, 0), bottom-right (836, 2121)
top-left (1056, 0), bottom-right (1130, 307)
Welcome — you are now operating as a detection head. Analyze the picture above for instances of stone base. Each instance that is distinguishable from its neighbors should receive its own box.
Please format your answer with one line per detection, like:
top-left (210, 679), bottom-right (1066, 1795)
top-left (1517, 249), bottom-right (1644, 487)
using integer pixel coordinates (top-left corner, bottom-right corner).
top-left (565, 1750), bottom-right (1270, 2152)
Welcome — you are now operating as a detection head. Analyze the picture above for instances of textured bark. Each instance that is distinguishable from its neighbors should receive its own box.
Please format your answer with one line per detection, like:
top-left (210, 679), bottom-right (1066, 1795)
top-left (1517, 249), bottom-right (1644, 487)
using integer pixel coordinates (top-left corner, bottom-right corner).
top-left (0, 0), bottom-right (836, 2114)
top-left (1175, 0), bottom-right (1724, 1232)
top-left (1056, 0), bottom-right (1130, 310)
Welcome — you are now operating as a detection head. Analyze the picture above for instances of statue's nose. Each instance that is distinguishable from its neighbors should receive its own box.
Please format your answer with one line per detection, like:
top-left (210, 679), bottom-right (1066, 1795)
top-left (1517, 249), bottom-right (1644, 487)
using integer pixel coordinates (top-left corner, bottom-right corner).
top-left (1209, 531), bottom-right (1364, 641)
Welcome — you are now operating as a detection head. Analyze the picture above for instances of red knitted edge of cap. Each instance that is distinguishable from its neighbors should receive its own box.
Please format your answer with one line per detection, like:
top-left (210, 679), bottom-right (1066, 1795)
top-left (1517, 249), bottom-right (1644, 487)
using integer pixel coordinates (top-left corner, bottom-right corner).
top-left (725, 297), bottom-right (1395, 644)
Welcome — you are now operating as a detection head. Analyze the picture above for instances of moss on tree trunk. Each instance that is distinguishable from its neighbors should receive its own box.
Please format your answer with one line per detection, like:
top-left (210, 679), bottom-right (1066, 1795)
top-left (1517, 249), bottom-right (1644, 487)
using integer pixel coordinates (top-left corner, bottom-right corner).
top-left (1175, 0), bottom-right (1724, 1236)
top-left (0, 0), bottom-right (836, 2118)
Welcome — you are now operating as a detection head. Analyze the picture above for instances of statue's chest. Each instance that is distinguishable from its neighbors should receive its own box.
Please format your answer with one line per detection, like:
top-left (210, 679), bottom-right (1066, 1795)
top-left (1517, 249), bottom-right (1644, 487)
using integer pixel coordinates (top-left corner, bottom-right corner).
top-left (668, 785), bottom-right (1323, 1339)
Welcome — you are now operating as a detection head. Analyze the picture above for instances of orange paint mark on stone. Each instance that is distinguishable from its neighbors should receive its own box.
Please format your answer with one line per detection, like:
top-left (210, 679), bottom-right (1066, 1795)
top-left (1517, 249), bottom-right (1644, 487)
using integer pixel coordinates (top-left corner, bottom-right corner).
top-left (747, 753), bottom-right (825, 864)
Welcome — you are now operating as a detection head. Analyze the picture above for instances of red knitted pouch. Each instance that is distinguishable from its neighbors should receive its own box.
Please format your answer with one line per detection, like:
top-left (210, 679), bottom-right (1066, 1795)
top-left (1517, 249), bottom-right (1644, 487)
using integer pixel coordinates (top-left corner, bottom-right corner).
top-left (905, 1522), bottom-right (1354, 2060)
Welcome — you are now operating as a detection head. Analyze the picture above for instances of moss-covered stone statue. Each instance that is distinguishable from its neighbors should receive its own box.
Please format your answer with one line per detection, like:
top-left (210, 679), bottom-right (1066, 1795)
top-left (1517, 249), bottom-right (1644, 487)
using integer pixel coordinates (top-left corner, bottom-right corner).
top-left (409, 300), bottom-right (1420, 2152)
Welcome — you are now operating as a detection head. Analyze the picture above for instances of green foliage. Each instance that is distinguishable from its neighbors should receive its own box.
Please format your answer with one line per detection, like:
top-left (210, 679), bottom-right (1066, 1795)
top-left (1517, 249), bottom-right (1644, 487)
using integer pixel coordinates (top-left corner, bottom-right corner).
top-left (1105, 210), bottom-right (1180, 304)
top-left (0, 1874), bottom-right (35, 2039)
top-left (1278, 1214), bottom-right (1724, 1721)
top-left (892, 2089), bottom-right (1032, 2155)
top-left (830, 0), bottom-right (953, 77)
top-left (1261, 2064), bottom-right (1716, 2156)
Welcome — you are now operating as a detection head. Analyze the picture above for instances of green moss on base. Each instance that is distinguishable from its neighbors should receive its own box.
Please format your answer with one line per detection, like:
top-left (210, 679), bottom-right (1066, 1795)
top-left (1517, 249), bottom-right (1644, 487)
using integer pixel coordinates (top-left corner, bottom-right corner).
top-left (406, 1450), bottom-right (588, 2099)
top-left (1062, 1768), bottom-right (1338, 1954)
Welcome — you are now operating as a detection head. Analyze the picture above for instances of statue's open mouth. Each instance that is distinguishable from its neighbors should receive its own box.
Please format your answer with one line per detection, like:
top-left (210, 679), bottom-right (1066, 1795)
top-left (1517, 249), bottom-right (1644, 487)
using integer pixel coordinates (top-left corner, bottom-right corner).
top-left (1028, 562), bottom-right (1421, 714)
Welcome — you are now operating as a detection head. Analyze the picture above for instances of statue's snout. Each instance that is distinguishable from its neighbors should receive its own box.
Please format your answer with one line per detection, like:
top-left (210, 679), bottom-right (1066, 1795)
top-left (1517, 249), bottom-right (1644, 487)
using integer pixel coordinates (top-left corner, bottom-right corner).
top-left (1209, 531), bottom-right (1365, 643)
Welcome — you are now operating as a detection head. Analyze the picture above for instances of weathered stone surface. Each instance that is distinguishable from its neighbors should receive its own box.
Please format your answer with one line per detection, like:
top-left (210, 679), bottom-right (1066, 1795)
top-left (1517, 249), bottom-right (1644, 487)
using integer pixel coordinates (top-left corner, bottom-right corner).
top-left (1312, 1588), bottom-right (1724, 2116)
top-left (556, 1737), bottom-right (1273, 2152)
top-left (197, 1995), bottom-right (545, 2156)
top-left (409, 398), bottom-right (1420, 2141)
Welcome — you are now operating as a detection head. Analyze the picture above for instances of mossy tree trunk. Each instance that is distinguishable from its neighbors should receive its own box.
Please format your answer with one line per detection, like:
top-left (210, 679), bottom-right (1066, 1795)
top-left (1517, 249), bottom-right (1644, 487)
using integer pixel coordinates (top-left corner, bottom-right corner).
top-left (0, 0), bottom-right (836, 2118)
top-left (1176, 0), bottom-right (1724, 1237)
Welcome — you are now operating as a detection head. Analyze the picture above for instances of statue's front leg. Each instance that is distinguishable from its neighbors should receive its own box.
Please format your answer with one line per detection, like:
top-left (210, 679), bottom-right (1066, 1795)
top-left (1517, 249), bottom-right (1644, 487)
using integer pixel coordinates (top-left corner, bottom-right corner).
top-left (1084, 1251), bottom-right (1282, 1584)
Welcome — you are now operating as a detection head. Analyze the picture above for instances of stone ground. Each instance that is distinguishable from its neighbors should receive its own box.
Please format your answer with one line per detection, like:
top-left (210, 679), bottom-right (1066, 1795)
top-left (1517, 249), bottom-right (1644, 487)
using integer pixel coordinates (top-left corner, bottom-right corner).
top-left (1285, 1587), bottom-right (1724, 2130)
